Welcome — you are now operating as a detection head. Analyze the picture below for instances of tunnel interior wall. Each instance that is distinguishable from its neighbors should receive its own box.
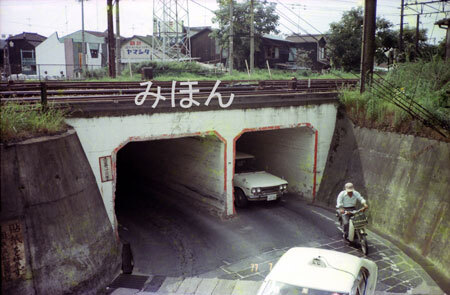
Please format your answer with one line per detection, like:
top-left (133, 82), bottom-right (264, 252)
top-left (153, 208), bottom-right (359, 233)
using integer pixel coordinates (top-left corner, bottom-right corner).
top-left (237, 127), bottom-right (315, 198)
top-left (317, 108), bottom-right (450, 282)
top-left (117, 135), bottom-right (226, 213)
top-left (0, 130), bottom-right (121, 295)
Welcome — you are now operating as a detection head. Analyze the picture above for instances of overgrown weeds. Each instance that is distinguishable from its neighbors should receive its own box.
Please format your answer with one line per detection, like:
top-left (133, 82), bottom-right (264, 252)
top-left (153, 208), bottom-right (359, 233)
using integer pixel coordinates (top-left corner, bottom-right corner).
top-left (86, 62), bottom-right (356, 81)
top-left (339, 58), bottom-right (450, 139)
top-left (1, 103), bottom-right (67, 142)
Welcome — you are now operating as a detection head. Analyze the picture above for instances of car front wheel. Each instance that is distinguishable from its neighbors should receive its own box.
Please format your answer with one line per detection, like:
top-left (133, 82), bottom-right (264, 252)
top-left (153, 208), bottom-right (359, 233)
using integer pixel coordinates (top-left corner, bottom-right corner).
top-left (234, 188), bottom-right (248, 208)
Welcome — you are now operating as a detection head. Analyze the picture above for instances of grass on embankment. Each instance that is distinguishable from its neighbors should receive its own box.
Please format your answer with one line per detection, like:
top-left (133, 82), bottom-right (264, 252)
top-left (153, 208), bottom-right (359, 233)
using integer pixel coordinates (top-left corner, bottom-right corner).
top-left (84, 61), bottom-right (356, 82)
top-left (339, 58), bottom-right (449, 140)
top-left (1, 103), bottom-right (68, 143)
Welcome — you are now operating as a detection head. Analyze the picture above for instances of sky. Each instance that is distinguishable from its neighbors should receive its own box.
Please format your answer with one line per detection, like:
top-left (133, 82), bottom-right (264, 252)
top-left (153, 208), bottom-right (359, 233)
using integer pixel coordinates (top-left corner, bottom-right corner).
top-left (0, 0), bottom-right (448, 44)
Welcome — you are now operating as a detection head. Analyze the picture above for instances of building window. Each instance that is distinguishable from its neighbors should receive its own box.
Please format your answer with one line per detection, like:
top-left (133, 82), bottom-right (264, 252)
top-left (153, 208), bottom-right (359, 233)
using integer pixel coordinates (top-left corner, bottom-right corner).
top-left (90, 49), bottom-right (99, 58)
top-left (319, 46), bottom-right (325, 59)
top-left (289, 48), bottom-right (297, 61)
top-left (265, 46), bottom-right (279, 59)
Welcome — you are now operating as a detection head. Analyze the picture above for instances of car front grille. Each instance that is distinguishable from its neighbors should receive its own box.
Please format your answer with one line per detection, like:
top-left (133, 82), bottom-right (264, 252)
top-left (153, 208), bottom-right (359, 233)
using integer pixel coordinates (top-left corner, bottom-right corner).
top-left (260, 186), bottom-right (280, 194)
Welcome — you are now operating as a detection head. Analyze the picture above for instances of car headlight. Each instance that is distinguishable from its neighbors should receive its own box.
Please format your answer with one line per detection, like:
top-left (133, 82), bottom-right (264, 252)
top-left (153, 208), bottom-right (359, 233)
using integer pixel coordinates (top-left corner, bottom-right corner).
top-left (251, 188), bottom-right (261, 194)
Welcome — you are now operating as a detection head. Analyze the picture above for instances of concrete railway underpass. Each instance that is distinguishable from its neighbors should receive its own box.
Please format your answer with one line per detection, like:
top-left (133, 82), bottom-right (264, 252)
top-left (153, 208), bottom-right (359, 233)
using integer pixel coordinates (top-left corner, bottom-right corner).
top-left (114, 125), bottom-right (317, 233)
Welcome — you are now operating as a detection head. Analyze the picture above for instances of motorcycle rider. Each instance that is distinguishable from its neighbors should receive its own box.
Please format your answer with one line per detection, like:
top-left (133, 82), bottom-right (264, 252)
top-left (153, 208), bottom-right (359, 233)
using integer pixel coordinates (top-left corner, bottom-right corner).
top-left (336, 183), bottom-right (368, 240)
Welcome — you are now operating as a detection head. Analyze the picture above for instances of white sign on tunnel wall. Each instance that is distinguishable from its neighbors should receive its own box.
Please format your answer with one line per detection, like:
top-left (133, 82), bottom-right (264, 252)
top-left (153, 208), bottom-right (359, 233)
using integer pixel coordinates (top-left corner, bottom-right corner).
top-left (1, 219), bottom-right (27, 283)
top-left (135, 80), bottom-right (235, 108)
top-left (99, 156), bottom-right (113, 182)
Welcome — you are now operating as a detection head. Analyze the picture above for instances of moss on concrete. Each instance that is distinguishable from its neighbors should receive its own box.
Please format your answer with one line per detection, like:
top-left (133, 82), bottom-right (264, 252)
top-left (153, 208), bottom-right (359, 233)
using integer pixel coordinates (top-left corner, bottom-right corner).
top-left (316, 108), bottom-right (450, 285)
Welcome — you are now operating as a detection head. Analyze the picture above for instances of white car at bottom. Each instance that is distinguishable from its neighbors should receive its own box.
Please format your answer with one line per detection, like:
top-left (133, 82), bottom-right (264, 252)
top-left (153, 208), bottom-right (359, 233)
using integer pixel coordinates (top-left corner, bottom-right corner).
top-left (234, 151), bottom-right (288, 207)
top-left (257, 247), bottom-right (378, 295)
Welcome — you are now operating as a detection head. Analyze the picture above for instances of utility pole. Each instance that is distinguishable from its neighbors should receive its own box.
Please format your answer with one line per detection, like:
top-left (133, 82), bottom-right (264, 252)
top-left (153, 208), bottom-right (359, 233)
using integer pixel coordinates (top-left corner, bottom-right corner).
top-left (360, 0), bottom-right (377, 93)
top-left (107, 0), bottom-right (116, 78)
top-left (415, 14), bottom-right (420, 58)
top-left (229, 0), bottom-right (233, 75)
top-left (250, 0), bottom-right (254, 74)
top-left (116, 0), bottom-right (121, 76)
top-left (399, 0), bottom-right (404, 53)
top-left (81, 0), bottom-right (87, 73)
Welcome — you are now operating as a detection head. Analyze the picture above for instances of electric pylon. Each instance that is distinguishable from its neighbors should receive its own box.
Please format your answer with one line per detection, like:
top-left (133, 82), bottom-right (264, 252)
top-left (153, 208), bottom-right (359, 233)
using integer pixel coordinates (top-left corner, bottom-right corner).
top-left (152, 0), bottom-right (191, 61)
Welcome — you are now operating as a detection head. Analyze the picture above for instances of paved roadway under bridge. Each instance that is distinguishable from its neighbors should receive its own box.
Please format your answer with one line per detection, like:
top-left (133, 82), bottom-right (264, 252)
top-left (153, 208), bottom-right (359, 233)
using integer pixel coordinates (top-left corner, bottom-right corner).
top-left (107, 185), bottom-right (444, 295)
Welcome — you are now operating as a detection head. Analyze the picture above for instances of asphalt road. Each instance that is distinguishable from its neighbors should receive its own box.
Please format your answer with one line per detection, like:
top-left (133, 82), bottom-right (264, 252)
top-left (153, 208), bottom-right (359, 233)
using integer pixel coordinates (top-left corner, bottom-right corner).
top-left (116, 188), bottom-right (340, 277)
top-left (114, 187), bottom-right (444, 294)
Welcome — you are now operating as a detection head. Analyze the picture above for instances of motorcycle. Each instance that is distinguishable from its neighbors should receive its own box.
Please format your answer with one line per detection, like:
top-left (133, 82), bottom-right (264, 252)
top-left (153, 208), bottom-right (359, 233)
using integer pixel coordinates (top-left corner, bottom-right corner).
top-left (337, 208), bottom-right (369, 255)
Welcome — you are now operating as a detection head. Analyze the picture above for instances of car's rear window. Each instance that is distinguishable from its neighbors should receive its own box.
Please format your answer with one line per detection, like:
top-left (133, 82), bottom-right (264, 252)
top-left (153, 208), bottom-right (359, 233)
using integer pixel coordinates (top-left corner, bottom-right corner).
top-left (260, 280), bottom-right (349, 295)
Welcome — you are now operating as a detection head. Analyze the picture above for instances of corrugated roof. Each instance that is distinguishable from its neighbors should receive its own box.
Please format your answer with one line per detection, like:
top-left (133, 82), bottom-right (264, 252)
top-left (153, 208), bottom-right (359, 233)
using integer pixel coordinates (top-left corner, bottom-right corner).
top-left (190, 27), bottom-right (213, 39)
top-left (263, 34), bottom-right (291, 42)
top-left (85, 30), bottom-right (108, 38)
top-left (286, 34), bottom-right (326, 43)
top-left (7, 32), bottom-right (46, 42)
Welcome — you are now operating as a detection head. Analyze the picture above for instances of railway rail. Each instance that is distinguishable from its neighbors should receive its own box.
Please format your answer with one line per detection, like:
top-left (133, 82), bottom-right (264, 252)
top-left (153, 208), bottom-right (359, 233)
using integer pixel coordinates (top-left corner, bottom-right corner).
top-left (0, 79), bottom-right (357, 105)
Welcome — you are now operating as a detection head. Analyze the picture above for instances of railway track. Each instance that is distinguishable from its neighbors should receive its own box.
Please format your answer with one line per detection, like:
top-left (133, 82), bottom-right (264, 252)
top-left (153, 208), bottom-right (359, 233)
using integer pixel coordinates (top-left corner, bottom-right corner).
top-left (0, 79), bottom-right (357, 104)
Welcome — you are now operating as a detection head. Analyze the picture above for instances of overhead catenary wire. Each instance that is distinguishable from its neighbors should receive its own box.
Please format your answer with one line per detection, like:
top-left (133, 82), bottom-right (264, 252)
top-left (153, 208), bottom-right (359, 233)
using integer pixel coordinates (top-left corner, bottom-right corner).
top-left (274, 0), bottom-right (324, 36)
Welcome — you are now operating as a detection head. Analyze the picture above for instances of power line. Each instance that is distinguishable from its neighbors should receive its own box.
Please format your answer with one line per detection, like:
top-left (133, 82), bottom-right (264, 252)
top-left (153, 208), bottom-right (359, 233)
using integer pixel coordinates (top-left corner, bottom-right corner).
top-left (190, 0), bottom-right (215, 14)
top-left (275, 0), bottom-right (324, 35)
top-left (274, 6), bottom-right (321, 43)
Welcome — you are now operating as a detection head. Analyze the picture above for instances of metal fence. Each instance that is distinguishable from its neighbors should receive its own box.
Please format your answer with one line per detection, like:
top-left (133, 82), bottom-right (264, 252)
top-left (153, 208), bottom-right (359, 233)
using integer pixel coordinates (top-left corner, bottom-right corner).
top-left (1, 63), bottom-right (226, 81)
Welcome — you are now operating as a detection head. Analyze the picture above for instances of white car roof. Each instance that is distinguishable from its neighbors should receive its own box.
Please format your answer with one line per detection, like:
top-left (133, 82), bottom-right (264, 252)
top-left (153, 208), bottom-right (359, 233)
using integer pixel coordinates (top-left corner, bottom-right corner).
top-left (266, 247), bottom-right (363, 293)
top-left (235, 151), bottom-right (255, 160)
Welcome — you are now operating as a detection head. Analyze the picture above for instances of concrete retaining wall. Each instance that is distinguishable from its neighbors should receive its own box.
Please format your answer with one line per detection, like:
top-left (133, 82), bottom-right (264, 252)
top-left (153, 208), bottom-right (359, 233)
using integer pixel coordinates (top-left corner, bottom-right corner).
top-left (1, 130), bottom-right (121, 295)
top-left (237, 127), bottom-right (316, 196)
top-left (317, 109), bottom-right (450, 281)
top-left (117, 136), bottom-right (226, 212)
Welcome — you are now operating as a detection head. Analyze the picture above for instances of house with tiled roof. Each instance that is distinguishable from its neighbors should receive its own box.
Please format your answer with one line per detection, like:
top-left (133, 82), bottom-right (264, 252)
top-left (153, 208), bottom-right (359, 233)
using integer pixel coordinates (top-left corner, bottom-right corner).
top-left (4, 32), bottom-right (46, 75)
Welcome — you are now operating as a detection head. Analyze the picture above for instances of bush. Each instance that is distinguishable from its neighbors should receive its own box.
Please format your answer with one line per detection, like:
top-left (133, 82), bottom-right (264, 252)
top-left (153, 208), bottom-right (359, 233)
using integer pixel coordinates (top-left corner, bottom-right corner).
top-left (85, 67), bottom-right (109, 79)
top-left (339, 57), bottom-right (450, 136)
top-left (128, 61), bottom-right (214, 76)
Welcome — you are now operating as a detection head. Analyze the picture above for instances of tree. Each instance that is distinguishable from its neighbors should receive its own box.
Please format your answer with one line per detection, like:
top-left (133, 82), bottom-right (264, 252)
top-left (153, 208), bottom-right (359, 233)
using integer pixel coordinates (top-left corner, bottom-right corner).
top-left (326, 7), bottom-right (364, 71)
top-left (211, 0), bottom-right (279, 70)
top-left (326, 7), bottom-right (431, 71)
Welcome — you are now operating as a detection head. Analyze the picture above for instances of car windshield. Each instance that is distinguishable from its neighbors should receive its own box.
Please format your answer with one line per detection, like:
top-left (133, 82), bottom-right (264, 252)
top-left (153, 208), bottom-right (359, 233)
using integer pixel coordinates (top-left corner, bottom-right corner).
top-left (235, 158), bottom-right (258, 173)
top-left (260, 280), bottom-right (349, 295)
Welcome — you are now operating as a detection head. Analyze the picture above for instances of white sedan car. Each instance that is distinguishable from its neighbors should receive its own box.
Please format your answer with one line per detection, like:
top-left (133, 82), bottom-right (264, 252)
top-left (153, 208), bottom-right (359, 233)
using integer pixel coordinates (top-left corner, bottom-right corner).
top-left (257, 247), bottom-right (378, 295)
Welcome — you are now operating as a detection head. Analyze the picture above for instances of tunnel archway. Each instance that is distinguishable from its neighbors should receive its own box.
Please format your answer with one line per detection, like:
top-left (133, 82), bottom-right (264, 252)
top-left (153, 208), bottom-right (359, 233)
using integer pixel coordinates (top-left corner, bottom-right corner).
top-left (233, 124), bottom-right (318, 210)
top-left (112, 133), bottom-right (227, 275)
top-left (113, 133), bottom-right (227, 228)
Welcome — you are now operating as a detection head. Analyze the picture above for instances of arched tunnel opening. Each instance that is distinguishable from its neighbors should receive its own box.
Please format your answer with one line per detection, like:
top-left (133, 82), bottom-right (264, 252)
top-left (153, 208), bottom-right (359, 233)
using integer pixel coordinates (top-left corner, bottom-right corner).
top-left (234, 126), bottom-right (316, 205)
top-left (114, 135), bottom-right (226, 276)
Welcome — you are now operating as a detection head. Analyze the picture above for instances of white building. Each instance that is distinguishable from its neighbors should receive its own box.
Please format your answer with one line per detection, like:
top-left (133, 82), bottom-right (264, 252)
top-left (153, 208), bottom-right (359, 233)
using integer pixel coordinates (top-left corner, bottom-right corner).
top-left (36, 30), bottom-right (107, 78)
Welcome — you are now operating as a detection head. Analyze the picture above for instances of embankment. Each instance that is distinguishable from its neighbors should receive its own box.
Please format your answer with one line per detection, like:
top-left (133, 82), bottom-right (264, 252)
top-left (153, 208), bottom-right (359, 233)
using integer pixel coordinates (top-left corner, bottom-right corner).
top-left (317, 108), bottom-right (450, 288)
top-left (1, 129), bottom-right (121, 294)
